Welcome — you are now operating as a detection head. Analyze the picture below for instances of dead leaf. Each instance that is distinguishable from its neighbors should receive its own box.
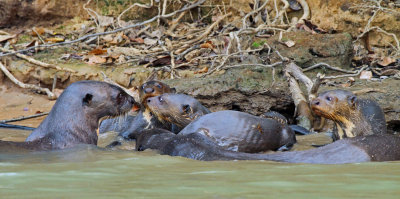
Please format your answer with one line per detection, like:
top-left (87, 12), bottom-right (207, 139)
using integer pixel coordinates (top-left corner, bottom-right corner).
top-left (378, 57), bottom-right (396, 66)
top-left (144, 38), bottom-right (157, 45)
top-left (31, 27), bottom-right (45, 36)
top-left (45, 37), bottom-right (65, 43)
top-left (88, 48), bottom-right (108, 55)
top-left (86, 55), bottom-right (107, 65)
top-left (283, 40), bottom-right (295, 47)
top-left (130, 37), bottom-right (144, 43)
top-left (359, 71), bottom-right (372, 80)
top-left (0, 34), bottom-right (16, 42)
top-left (102, 35), bottom-right (114, 43)
top-left (194, 66), bottom-right (208, 74)
top-left (200, 41), bottom-right (215, 49)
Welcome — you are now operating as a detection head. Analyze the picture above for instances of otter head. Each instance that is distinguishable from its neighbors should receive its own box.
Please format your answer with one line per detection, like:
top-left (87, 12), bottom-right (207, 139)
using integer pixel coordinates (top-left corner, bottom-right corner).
top-left (56, 81), bottom-right (139, 124)
top-left (26, 81), bottom-right (140, 147)
top-left (146, 93), bottom-right (211, 128)
top-left (139, 81), bottom-right (176, 107)
top-left (311, 89), bottom-right (357, 124)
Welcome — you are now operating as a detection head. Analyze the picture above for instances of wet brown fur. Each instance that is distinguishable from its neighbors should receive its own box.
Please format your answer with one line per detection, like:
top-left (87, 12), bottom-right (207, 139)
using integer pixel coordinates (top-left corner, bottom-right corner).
top-left (311, 89), bottom-right (386, 140)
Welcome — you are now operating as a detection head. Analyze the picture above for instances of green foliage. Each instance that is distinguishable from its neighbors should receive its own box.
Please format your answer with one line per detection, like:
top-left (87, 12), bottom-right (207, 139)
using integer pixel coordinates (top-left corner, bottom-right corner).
top-left (251, 40), bottom-right (266, 48)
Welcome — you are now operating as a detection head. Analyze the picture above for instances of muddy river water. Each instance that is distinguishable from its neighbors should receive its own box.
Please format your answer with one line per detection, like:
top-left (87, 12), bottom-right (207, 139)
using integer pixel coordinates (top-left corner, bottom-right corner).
top-left (0, 128), bottom-right (399, 198)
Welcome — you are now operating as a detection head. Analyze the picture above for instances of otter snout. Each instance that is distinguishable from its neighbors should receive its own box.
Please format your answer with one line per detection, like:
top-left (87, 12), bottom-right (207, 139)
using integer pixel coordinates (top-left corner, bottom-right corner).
top-left (144, 87), bottom-right (155, 94)
top-left (311, 98), bottom-right (320, 106)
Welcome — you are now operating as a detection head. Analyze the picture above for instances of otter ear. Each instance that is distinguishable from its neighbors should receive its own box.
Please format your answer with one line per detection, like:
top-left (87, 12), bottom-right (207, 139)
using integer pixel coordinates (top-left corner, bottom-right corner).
top-left (82, 93), bottom-right (93, 106)
top-left (170, 87), bottom-right (176, 93)
top-left (182, 104), bottom-right (191, 113)
top-left (347, 95), bottom-right (357, 109)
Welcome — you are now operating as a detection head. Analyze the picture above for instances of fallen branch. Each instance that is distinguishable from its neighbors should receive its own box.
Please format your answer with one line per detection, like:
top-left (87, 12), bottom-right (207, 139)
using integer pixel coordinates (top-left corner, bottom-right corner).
top-left (0, 0), bottom-right (207, 57)
top-left (284, 62), bottom-right (313, 129)
top-left (303, 62), bottom-right (357, 74)
top-left (286, 62), bottom-right (313, 94)
top-left (0, 112), bottom-right (49, 123)
top-left (323, 65), bottom-right (368, 79)
top-left (0, 62), bottom-right (56, 100)
top-left (0, 47), bottom-right (77, 73)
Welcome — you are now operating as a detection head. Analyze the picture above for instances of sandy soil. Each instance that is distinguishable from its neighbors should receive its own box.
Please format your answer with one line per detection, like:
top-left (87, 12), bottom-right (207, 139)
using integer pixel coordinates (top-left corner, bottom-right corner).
top-left (0, 84), bottom-right (55, 127)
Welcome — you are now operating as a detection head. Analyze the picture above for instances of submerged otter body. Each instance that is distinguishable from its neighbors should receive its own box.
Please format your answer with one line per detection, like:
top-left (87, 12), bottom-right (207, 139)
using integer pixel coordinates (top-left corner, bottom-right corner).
top-left (311, 89), bottom-right (387, 141)
top-left (178, 110), bottom-right (296, 152)
top-left (99, 80), bottom-right (177, 139)
top-left (1, 81), bottom-right (137, 151)
top-left (136, 129), bottom-right (400, 164)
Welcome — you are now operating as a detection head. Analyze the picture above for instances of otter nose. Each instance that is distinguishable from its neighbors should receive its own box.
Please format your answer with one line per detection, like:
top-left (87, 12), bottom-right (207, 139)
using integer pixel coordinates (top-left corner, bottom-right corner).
top-left (311, 99), bottom-right (320, 106)
top-left (144, 87), bottom-right (154, 93)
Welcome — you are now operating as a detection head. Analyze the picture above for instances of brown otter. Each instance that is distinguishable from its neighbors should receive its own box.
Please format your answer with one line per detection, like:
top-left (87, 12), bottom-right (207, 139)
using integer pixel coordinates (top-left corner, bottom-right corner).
top-left (146, 93), bottom-right (211, 129)
top-left (99, 80), bottom-right (177, 139)
top-left (135, 129), bottom-right (400, 164)
top-left (311, 89), bottom-right (387, 141)
top-left (1, 81), bottom-right (137, 151)
top-left (146, 94), bottom-right (295, 153)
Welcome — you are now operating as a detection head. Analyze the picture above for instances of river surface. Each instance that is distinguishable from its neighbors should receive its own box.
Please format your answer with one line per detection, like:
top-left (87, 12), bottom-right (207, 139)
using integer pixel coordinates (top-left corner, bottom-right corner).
top-left (0, 128), bottom-right (399, 199)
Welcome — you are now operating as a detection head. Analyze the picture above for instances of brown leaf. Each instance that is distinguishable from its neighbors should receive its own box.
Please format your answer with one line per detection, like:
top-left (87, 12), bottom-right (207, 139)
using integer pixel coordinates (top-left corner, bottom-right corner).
top-left (200, 41), bottom-right (215, 49)
top-left (194, 66), bottom-right (209, 74)
top-left (86, 55), bottom-right (107, 65)
top-left (378, 57), bottom-right (396, 66)
top-left (130, 37), bottom-right (144, 43)
top-left (0, 34), bottom-right (16, 42)
top-left (88, 48), bottom-right (107, 55)
top-left (45, 37), bottom-right (64, 43)
top-left (31, 27), bottom-right (45, 36)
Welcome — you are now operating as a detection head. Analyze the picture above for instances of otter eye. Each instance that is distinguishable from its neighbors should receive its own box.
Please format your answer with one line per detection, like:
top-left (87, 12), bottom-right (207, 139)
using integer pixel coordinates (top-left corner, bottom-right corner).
top-left (326, 96), bottom-right (332, 101)
top-left (117, 92), bottom-right (124, 103)
top-left (159, 96), bottom-right (164, 102)
top-left (156, 84), bottom-right (162, 88)
top-left (182, 104), bottom-right (190, 113)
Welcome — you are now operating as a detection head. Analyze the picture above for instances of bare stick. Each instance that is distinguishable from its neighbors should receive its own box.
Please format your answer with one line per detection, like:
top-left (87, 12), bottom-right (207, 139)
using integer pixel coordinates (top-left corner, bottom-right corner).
top-left (0, 112), bottom-right (49, 123)
top-left (0, 62), bottom-right (56, 100)
top-left (303, 62), bottom-right (357, 74)
top-left (0, 0), bottom-right (207, 57)
top-left (323, 65), bottom-right (368, 79)
top-left (0, 47), bottom-right (76, 73)
top-left (286, 62), bottom-right (313, 94)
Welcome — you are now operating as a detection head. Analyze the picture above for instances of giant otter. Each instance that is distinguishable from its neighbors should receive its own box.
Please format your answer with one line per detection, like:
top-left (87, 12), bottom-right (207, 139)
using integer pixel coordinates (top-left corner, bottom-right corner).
top-left (1, 81), bottom-right (137, 151)
top-left (146, 94), bottom-right (295, 153)
top-left (146, 93), bottom-right (211, 129)
top-left (99, 80), bottom-right (177, 139)
top-left (135, 129), bottom-right (400, 164)
top-left (311, 89), bottom-right (387, 141)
